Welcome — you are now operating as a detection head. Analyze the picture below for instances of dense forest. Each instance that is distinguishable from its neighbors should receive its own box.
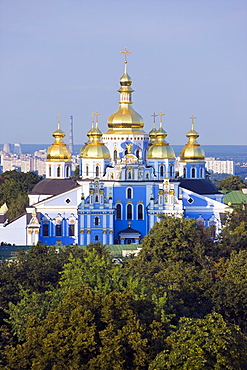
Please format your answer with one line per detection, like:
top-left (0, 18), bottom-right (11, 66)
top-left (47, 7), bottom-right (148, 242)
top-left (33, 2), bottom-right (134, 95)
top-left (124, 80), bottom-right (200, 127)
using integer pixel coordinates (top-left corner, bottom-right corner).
top-left (0, 207), bottom-right (247, 369)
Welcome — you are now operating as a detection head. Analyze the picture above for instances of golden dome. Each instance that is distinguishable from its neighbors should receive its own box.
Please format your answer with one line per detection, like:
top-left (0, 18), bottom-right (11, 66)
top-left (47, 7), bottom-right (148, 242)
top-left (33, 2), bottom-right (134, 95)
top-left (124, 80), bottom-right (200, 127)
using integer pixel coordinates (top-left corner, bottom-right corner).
top-left (180, 116), bottom-right (205, 162)
top-left (147, 118), bottom-right (175, 159)
top-left (105, 60), bottom-right (145, 135)
top-left (46, 117), bottom-right (71, 162)
top-left (80, 120), bottom-right (110, 159)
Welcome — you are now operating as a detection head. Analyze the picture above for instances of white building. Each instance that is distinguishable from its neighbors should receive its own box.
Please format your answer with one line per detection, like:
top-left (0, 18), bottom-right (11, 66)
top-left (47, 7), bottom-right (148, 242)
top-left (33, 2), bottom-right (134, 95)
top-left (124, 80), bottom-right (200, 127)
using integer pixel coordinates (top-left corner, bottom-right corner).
top-left (205, 157), bottom-right (235, 175)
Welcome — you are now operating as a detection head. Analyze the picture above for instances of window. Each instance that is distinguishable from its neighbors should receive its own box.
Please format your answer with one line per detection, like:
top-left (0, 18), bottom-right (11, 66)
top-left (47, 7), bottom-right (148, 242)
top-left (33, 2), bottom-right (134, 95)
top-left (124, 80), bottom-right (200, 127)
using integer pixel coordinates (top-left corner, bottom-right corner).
top-left (200, 167), bottom-right (203, 178)
top-left (95, 195), bottom-right (99, 202)
top-left (86, 165), bottom-right (89, 177)
top-left (192, 167), bottom-right (196, 178)
top-left (183, 167), bottom-right (186, 178)
top-left (114, 150), bottom-right (117, 161)
top-left (49, 166), bottom-right (51, 177)
top-left (95, 216), bottom-right (99, 226)
top-left (160, 165), bottom-right (164, 177)
top-left (138, 204), bottom-right (143, 220)
top-left (56, 224), bottom-right (62, 236)
top-left (116, 204), bottom-right (122, 220)
top-left (127, 204), bottom-right (132, 220)
top-left (66, 166), bottom-right (69, 177)
top-left (43, 224), bottom-right (49, 236)
top-left (136, 149), bottom-right (140, 159)
top-left (68, 224), bottom-right (75, 236)
top-left (127, 187), bottom-right (132, 199)
top-left (57, 166), bottom-right (61, 177)
top-left (169, 165), bottom-right (173, 177)
top-left (96, 166), bottom-right (99, 177)
top-left (95, 235), bottom-right (99, 241)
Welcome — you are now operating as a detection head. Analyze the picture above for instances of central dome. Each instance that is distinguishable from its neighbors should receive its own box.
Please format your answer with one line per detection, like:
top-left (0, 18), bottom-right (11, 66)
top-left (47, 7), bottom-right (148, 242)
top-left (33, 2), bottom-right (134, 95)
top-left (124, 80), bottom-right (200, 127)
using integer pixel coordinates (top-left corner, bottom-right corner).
top-left (105, 61), bottom-right (145, 135)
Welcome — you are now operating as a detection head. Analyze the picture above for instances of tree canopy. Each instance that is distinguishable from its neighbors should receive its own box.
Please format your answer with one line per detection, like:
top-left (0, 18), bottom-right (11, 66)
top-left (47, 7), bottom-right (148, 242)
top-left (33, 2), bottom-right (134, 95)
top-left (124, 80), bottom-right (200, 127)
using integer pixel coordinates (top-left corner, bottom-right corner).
top-left (215, 175), bottom-right (247, 191)
top-left (0, 170), bottom-right (42, 219)
top-left (1, 214), bottom-right (247, 369)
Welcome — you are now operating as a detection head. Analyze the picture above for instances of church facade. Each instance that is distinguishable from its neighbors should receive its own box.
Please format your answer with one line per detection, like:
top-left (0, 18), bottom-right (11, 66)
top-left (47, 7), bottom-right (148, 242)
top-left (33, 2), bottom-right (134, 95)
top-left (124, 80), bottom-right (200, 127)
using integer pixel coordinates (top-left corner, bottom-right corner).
top-left (0, 53), bottom-right (229, 246)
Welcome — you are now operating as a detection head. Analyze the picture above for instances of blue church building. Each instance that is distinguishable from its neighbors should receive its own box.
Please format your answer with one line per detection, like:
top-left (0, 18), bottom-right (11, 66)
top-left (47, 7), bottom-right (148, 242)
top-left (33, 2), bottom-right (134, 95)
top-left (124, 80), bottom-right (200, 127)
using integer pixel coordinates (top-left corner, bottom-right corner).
top-left (0, 52), bottom-right (229, 246)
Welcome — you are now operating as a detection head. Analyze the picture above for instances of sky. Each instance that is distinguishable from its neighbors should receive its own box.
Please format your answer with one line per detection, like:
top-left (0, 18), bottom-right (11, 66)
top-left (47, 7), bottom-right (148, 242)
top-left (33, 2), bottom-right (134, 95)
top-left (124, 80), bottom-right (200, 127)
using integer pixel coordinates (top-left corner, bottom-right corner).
top-left (0, 0), bottom-right (247, 146)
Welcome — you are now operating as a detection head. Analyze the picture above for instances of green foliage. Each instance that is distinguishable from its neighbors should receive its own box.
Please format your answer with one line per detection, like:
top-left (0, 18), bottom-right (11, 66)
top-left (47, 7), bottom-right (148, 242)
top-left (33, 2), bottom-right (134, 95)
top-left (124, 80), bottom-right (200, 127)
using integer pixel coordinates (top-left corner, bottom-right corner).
top-left (149, 312), bottom-right (247, 370)
top-left (215, 175), bottom-right (247, 191)
top-left (5, 286), bottom-right (168, 369)
top-left (0, 170), bottom-right (42, 219)
top-left (1, 212), bottom-right (247, 368)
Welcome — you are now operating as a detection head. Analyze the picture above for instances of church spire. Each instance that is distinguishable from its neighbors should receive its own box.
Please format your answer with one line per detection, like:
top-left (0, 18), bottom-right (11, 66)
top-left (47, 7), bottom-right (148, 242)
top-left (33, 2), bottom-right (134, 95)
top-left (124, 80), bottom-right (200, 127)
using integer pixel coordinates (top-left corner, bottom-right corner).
top-left (106, 48), bottom-right (144, 133)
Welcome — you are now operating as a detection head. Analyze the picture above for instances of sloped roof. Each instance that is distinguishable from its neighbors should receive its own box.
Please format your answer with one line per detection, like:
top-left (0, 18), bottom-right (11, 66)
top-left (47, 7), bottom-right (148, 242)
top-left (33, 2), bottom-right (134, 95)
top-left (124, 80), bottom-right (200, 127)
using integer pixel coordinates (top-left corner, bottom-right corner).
top-left (224, 190), bottom-right (247, 205)
top-left (177, 179), bottom-right (220, 195)
top-left (119, 226), bottom-right (141, 235)
top-left (30, 178), bottom-right (79, 196)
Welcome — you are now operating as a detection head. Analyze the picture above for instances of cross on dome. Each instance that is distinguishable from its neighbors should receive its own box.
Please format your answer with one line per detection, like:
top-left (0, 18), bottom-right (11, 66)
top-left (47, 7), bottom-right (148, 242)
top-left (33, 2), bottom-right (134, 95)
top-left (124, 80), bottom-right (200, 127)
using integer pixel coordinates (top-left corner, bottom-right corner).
top-left (56, 114), bottom-right (62, 129)
top-left (120, 47), bottom-right (132, 64)
top-left (151, 112), bottom-right (158, 122)
top-left (190, 115), bottom-right (197, 129)
top-left (159, 112), bottom-right (165, 127)
top-left (95, 111), bottom-right (100, 126)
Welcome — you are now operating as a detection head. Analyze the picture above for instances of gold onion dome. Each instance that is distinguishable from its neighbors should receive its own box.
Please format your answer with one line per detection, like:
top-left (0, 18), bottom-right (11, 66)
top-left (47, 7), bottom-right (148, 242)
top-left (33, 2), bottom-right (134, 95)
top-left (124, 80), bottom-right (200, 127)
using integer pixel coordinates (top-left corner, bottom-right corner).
top-left (106, 48), bottom-right (145, 134)
top-left (147, 114), bottom-right (175, 159)
top-left (180, 116), bottom-right (205, 162)
top-left (80, 115), bottom-right (110, 159)
top-left (46, 116), bottom-right (72, 162)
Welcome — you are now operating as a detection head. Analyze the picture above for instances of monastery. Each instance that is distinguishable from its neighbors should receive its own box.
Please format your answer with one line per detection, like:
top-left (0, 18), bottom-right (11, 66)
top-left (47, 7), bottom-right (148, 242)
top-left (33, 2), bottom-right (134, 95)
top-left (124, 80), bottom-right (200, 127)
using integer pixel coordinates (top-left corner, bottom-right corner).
top-left (0, 49), bottom-right (229, 246)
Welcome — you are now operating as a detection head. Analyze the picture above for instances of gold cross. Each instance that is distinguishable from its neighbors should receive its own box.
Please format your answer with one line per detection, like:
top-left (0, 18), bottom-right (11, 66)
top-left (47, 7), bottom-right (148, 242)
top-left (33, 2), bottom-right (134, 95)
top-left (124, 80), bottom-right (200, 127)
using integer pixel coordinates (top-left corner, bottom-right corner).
top-left (120, 47), bottom-right (132, 63)
top-left (190, 115), bottom-right (196, 124)
top-left (151, 112), bottom-right (158, 121)
top-left (95, 111), bottom-right (100, 124)
top-left (56, 114), bottom-right (62, 129)
top-left (159, 111), bottom-right (165, 125)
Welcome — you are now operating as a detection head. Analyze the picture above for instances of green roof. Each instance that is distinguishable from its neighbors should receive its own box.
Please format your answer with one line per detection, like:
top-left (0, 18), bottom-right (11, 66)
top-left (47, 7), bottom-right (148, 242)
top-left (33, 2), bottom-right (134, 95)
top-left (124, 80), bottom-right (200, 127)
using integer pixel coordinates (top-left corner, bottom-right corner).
top-left (224, 190), bottom-right (247, 205)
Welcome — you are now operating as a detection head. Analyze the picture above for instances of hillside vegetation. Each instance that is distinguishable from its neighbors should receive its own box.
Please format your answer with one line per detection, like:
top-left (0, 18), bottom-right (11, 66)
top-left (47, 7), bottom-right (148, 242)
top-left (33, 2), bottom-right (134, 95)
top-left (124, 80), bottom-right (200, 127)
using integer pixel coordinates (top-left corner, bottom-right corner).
top-left (0, 208), bottom-right (247, 369)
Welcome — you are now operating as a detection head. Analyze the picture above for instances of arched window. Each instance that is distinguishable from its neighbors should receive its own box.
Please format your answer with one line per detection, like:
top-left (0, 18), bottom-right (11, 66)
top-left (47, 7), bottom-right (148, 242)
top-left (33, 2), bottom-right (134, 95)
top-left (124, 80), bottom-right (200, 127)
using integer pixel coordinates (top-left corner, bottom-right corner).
top-left (192, 167), bottom-right (196, 178)
top-left (125, 149), bottom-right (128, 156)
top-left (95, 195), bottom-right (99, 202)
top-left (183, 167), bottom-right (186, 178)
top-left (138, 204), bottom-right (143, 220)
top-left (127, 204), bottom-right (132, 220)
top-left (66, 166), bottom-right (69, 177)
top-left (49, 166), bottom-right (51, 177)
top-left (116, 204), bottom-right (122, 220)
top-left (95, 216), bottom-right (99, 226)
top-left (128, 171), bottom-right (131, 179)
top-left (56, 224), bottom-right (62, 236)
top-left (169, 165), bottom-right (173, 177)
top-left (43, 223), bottom-right (49, 236)
top-left (113, 150), bottom-right (117, 161)
top-left (160, 165), bottom-right (164, 177)
top-left (127, 187), bottom-right (132, 199)
top-left (86, 165), bottom-right (89, 177)
top-left (136, 149), bottom-right (140, 159)
top-left (200, 167), bottom-right (203, 178)
top-left (68, 224), bottom-right (75, 236)
top-left (57, 166), bottom-right (61, 178)
top-left (95, 235), bottom-right (99, 241)
top-left (96, 166), bottom-right (99, 177)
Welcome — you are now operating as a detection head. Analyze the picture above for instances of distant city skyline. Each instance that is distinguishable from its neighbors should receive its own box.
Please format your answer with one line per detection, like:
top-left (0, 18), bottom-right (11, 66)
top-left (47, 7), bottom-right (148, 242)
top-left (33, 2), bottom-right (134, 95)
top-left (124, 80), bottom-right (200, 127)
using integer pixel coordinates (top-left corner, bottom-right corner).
top-left (0, 0), bottom-right (247, 145)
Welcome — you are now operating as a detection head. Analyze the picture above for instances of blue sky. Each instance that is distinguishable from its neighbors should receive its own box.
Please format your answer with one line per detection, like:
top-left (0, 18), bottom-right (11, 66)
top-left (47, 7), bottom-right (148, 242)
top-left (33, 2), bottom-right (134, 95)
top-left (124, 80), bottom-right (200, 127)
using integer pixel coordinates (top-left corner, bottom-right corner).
top-left (0, 0), bottom-right (246, 145)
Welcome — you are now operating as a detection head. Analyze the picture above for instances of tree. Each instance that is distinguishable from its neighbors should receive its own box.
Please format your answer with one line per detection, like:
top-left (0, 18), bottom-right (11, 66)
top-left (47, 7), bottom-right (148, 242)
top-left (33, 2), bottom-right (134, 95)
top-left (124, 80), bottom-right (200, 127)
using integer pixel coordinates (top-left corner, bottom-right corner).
top-left (215, 175), bottom-right (247, 191)
top-left (0, 170), bottom-right (42, 219)
top-left (5, 286), bottom-right (168, 369)
top-left (149, 312), bottom-right (247, 370)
